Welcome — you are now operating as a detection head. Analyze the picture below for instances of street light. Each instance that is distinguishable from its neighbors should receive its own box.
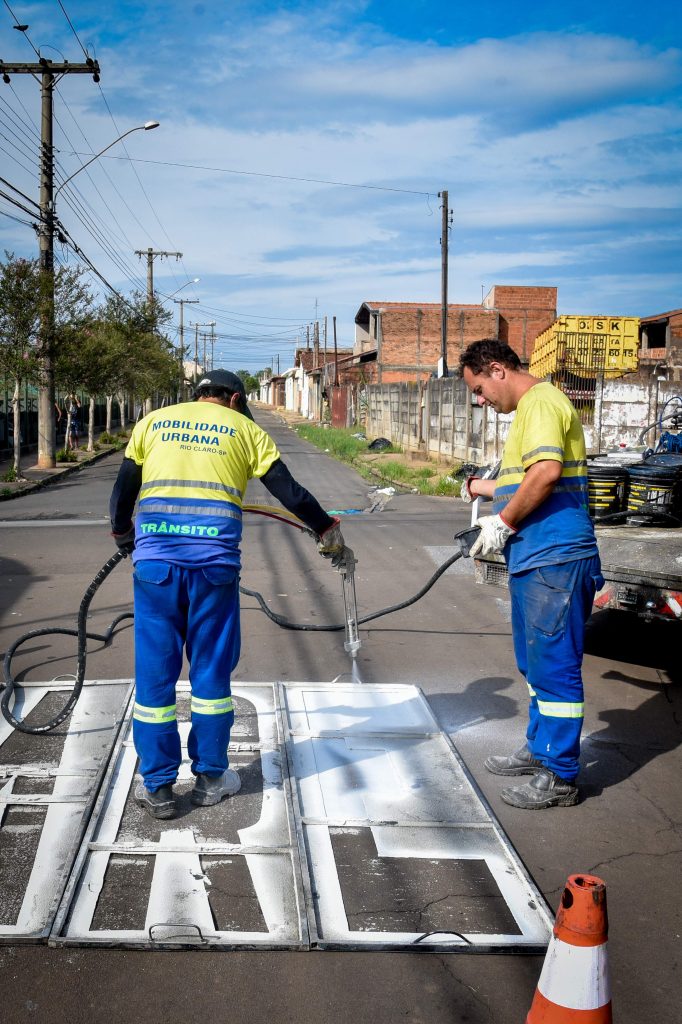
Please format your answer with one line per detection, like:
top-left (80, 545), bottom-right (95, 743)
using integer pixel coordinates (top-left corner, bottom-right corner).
top-left (37, 120), bottom-right (160, 468)
top-left (168, 277), bottom-right (200, 300)
top-left (54, 121), bottom-right (160, 201)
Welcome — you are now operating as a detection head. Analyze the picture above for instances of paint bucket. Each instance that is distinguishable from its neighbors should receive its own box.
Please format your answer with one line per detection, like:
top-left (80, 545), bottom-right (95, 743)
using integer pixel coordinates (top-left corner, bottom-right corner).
top-left (587, 462), bottom-right (628, 520)
top-left (626, 458), bottom-right (682, 526)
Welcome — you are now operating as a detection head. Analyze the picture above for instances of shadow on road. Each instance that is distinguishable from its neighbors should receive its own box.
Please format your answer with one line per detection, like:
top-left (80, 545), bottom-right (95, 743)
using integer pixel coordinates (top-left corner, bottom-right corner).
top-left (427, 676), bottom-right (519, 735)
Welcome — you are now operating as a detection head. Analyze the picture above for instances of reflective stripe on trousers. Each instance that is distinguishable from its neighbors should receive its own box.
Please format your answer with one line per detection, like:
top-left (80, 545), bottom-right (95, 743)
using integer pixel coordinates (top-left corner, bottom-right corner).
top-left (511, 554), bottom-right (603, 781)
top-left (132, 560), bottom-right (241, 791)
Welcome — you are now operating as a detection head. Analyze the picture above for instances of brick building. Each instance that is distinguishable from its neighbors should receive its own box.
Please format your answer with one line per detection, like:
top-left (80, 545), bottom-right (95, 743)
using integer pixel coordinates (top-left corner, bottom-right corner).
top-left (482, 285), bottom-right (558, 362)
top-left (354, 286), bottom-right (557, 383)
top-left (638, 308), bottom-right (682, 384)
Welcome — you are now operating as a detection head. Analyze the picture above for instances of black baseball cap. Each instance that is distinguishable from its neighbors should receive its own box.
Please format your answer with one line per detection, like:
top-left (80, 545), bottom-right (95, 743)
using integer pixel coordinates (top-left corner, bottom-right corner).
top-left (194, 368), bottom-right (254, 420)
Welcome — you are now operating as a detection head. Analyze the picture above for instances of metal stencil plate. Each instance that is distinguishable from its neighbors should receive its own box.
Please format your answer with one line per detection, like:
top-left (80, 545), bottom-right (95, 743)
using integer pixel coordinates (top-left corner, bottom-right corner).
top-left (281, 682), bottom-right (553, 951)
top-left (0, 679), bottom-right (132, 942)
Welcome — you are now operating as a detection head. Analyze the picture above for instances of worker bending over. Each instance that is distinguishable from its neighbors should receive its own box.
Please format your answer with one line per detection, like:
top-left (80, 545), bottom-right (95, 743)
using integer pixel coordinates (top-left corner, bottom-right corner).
top-left (110, 369), bottom-right (345, 819)
top-left (460, 340), bottom-right (603, 809)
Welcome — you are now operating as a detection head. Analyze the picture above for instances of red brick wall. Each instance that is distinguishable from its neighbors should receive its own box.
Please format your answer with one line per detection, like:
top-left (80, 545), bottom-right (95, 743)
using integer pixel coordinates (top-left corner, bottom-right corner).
top-left (484, 286), bottom-right (557, 362)
top-left (377, 305), bottom-right (498, 381)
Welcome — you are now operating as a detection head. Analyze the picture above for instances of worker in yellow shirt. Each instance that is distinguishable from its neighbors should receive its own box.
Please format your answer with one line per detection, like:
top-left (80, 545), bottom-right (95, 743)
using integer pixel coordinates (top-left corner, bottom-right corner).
top-left (110, 369), bottom-right (345, 819)
top-left (460, 341), bottom-right (603, 809)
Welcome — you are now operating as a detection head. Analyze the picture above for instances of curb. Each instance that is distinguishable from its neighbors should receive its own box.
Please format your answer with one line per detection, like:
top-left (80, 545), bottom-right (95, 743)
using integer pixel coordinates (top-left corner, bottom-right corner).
top-left (0, 445), bottom-right (123, 501)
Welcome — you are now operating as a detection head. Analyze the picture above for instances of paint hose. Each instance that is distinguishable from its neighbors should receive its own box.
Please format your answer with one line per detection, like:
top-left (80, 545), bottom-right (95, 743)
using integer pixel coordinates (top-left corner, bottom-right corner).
top-left (1, 523), bottom-right (480, 734)
top-left (1, 550), bottom-right (133, 734)
top-left (239, 526), bottom-right (481, 631)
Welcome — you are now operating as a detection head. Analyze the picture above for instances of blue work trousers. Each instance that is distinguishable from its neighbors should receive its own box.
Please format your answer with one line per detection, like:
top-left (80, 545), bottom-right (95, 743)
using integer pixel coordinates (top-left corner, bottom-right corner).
top-left (132, 560), bottom-right (241, 791)
top-left (509, 555), bottom-right (603, 782)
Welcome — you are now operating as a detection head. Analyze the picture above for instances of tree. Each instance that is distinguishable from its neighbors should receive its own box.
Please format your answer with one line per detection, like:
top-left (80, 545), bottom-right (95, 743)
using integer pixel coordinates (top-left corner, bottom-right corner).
top-left (95, 290), bottom-right (175, 429)
top-left (53, 265), bottom-right (95, 449)
top-left (235, 369), bottom-right (260, 395)
top-left (0, 253), bottom-right (42, 479)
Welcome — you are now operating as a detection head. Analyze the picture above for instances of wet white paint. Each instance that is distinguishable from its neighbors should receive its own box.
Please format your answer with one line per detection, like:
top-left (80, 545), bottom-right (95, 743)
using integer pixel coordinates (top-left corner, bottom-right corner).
top-left (0, 679), bottom-right (131, 940)
top-left (54, 683), bottom-right (305, 947)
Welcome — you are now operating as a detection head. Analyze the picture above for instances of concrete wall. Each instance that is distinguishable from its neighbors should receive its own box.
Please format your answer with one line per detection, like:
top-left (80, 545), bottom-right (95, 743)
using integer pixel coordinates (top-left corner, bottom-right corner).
top-left (365, 377), bottom-right (682, 465)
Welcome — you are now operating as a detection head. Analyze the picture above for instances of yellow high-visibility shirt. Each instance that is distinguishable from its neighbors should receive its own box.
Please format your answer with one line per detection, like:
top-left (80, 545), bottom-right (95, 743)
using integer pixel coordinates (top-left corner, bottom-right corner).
top-left (125, 400), bottom-right (279, 567)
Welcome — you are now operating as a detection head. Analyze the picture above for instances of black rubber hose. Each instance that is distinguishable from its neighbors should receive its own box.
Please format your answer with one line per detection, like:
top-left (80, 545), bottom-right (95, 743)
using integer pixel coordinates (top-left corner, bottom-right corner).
top-left (238, 527), bottom-right (480, 632)
top-left (1, 549), bottom-right (133, 734)
top-left (1, 527), bottom-right (480, 733)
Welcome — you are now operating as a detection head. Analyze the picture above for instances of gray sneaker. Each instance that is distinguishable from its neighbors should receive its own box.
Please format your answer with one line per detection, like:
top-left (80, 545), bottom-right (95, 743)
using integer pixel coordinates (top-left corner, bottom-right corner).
top-left (134, 782), bottom-right (176, 819)
top-left (484, 744), bottom-right (543, 776)
top-left (191, 767), bottom-right (241, 806)
top-left (500, 768), bottom-right (579, 809)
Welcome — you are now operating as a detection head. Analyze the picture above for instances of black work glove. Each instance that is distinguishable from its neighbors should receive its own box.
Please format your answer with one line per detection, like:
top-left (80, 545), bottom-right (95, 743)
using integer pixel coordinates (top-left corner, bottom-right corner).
top-left (112, 526), bottom-right (135, 557)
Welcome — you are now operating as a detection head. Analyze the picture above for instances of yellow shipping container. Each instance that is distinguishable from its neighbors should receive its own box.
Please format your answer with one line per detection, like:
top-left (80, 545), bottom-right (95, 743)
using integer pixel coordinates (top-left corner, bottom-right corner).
top-left (529, 316), bottom-right (639, 378)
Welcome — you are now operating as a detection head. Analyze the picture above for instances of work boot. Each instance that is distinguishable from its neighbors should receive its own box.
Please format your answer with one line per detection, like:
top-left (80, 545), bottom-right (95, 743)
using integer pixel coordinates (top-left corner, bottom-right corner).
top-left (134, 782), bottom-right (176, 820)
top-left (500, 768), bottom-right (579, 809)
top-left (484, 744), bottom-right (543, 776)
top-left (191, 767), bottom-right (241, 807)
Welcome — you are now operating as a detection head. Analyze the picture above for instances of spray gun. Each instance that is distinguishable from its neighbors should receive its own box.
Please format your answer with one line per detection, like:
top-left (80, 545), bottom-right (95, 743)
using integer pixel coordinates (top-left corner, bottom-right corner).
top-left (337, 548), bottom-right (361, 661)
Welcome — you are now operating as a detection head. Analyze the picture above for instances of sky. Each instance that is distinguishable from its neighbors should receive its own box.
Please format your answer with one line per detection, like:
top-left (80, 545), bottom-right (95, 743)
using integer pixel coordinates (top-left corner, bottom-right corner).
top-left (1, 0), bottom-right (681, 373)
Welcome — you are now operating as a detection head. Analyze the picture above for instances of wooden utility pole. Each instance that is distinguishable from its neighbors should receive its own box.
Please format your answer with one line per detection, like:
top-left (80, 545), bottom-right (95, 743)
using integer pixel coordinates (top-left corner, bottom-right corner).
top-left (174, 297), bottom-right (198, 400)
top-left (333, 316), bottom-right (339, 386)
top-left (438, 189), bottom-right (453, 379)
top-left (134, 248), bottom-right (183, 305)
top-left (0, 58), bottom-right (100, 467)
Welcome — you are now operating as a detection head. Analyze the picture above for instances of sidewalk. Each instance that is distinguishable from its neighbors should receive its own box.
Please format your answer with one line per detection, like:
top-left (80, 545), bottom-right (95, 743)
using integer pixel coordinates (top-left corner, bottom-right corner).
top-left (0, 440), bottom-right (124, 501)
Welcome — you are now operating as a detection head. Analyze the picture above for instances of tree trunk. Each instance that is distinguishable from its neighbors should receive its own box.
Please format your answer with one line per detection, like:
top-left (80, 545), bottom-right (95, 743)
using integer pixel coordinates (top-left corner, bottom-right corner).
top-left (106, 396), bottom-right (113, 433)
top-left (11, 379), bottom-right (24, 480)
top-left (87, 396), bottom-right (96, 451)
top-left (117, 393), bottom-right (127, 431)
top-left (65, 409), bottom-right (73, 449)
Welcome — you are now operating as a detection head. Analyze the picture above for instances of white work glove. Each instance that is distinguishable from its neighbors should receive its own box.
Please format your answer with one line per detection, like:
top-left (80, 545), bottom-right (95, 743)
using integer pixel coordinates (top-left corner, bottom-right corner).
top-left (317, 517), bottom-right (346, 566)
top-left (469, 514), bottom-right (517, 557)
top-left (460, 477), bottom-right (475, 503)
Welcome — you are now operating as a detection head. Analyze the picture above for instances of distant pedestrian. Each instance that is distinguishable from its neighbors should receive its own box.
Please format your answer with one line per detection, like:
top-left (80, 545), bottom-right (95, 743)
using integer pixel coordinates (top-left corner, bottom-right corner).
top-left (64, 394), bottom-right (81, 451)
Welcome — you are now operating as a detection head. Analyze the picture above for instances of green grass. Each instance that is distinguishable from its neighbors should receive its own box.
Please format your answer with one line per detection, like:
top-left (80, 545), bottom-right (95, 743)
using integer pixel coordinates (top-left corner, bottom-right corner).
top-left (295, 423), bottom-right (394, 461)
top-left (2, 466), bottom-right (17, 482)
top-left (294, 423), bottom-right (464, 496)
top-left (56, 448), bottom-right (78, 463)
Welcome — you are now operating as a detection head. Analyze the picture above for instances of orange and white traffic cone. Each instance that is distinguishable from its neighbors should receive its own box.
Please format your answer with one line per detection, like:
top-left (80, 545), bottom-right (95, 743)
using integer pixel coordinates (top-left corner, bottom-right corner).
top-left (526, 874), bottom-right (612, 1023)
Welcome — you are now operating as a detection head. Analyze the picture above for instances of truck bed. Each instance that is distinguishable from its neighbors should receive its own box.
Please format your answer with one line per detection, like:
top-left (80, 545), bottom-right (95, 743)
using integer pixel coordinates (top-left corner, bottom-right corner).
top-left (595, 525), bottom-right (682, 590)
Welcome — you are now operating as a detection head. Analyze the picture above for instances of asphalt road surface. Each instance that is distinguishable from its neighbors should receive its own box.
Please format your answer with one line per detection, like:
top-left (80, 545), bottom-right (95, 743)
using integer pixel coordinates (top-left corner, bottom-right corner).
top-left (0, 407), bottom-right (679, 1023)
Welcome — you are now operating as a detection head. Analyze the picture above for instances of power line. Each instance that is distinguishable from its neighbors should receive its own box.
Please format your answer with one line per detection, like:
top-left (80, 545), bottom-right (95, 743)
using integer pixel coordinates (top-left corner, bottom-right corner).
top-left (0, 204), bottom-right (36, 228)
top-left (55, 0), bottom-right (90, 61)
top-left (2, 0), bottom-right (41, 59)
top-left (54, 84), bottom-right (159, 251)
top-left (66, 152), bottom-right (437, 197)
top-left (96, 84), bottom-right (184, 293)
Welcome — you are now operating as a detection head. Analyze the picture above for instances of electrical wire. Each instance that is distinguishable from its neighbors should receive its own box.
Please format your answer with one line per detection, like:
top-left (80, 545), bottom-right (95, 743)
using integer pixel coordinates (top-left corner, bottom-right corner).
top-left (76, 152), bottom-right (438, 197)
top-left (55, 0), bottom-right (90, 61)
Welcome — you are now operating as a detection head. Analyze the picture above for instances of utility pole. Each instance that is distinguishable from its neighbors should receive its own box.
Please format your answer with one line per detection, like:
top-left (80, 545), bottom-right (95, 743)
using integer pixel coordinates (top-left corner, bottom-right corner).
top-left (306, 324), bottom-right (310, 350)
top-left (190, 322), bottom-right (215, 382)
top-left (0, 58), bottom-right (101, 467)
top-left (134, 249), bottom-right (182, 414)
top-left (438, 189), bottom-right (453, 379)
top-left (333, 316), bottom-right (339, 386)
top-left (210, 323), bottom-right (216, 370)
top-left (313, 320), bottom-right (320, 366)
top-left (134, 247), bottom-right (183, 305)
top-left (174, 297), bottom-right (199, 400)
